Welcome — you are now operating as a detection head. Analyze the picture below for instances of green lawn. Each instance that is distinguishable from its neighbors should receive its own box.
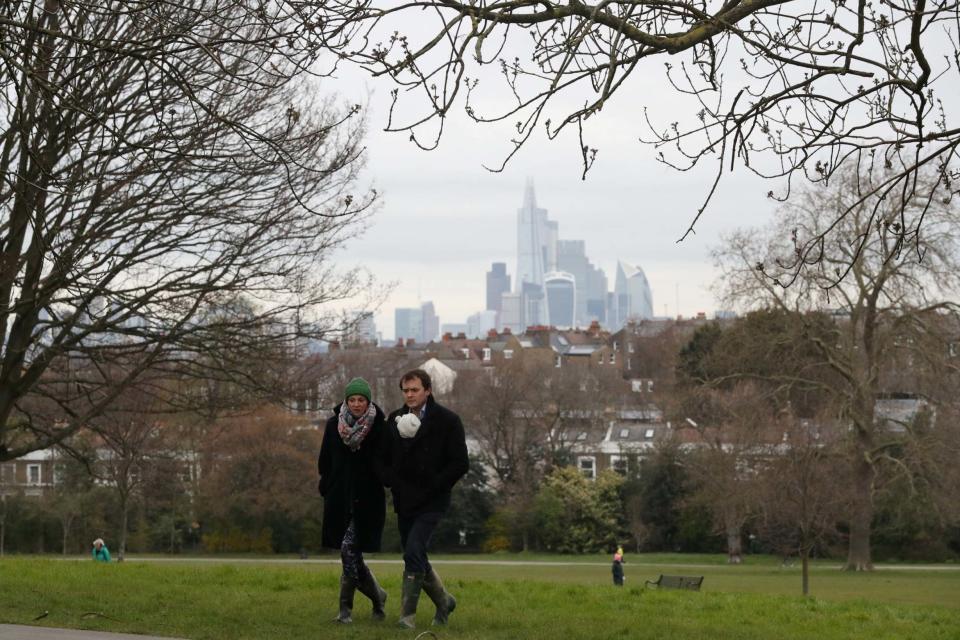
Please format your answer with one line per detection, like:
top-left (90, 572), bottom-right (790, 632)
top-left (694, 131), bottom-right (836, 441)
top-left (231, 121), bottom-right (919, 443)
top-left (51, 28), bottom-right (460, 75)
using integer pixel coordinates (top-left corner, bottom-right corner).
top-left (1, 556), bottom-right (958, 639)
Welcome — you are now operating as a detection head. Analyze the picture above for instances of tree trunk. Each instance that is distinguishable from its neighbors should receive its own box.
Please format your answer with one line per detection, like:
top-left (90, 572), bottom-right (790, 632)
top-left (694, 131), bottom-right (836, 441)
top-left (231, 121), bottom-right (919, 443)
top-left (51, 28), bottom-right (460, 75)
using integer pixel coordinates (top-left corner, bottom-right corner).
top-left (726, 526), bottom-right (743, 564)
top-left (844, 453), bottom-right (874, 571)
top-left (801, 549), bottom-right (810, 596)
top-left (62, 519), bottom-right (69, 555)
top-left (118, 494), bottom-right (129, 562)
top-left (724, 510), bottom-right (743, 564)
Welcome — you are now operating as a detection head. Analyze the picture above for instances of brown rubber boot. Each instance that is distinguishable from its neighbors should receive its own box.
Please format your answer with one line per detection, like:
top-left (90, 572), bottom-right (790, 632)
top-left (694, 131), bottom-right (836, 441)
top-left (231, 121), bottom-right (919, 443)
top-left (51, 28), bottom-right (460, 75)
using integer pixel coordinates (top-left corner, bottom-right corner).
top-left (422, 567), bottom-right (457, 625)
top-left (397, 571), bottom-right (424, 629)
top-left (356, 568), bottom-right (388, 621)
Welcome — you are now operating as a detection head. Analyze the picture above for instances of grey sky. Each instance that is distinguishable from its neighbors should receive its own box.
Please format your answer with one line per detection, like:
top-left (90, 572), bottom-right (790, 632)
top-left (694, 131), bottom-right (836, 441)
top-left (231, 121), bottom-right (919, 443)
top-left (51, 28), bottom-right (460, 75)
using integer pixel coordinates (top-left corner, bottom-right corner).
top-left (317, 13), bottom-right (958, 341)
top-left (306, 7), bottom-right (960, 338)
top-left (326, 72), bottom-right (774, 340)
top-left (324, 64), bottom-right (776, 341)
top-left (333, 96), bottom-right (774, 340)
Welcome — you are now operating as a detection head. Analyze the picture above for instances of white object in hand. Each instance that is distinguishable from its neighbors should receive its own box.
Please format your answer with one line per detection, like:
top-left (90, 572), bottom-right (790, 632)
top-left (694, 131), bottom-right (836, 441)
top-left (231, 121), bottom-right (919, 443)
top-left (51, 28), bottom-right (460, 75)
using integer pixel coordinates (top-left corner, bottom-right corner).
top-left (396, 413), bottom-right (421, 438)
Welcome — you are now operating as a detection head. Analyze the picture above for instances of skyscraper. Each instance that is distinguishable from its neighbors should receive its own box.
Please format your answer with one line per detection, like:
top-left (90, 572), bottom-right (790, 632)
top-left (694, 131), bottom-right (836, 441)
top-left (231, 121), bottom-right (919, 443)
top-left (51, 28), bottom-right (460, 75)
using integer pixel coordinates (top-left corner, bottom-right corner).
top-left (395, 307), bottom-right (422, 343)
top-left (557, 239), bottom-right (608, 326)
top-left (486, 262), bottom-right (511, 312)
top-left (499, 291), bottom-right (524, 334)
top-left (515, 179), bottom-right (553, 325)
top-left (420, 301), bottom-right (440, 343)
top-left (346, 311), bottom-right (377, 345)
top-left (614, 261), bottom-right (654, 327)
top-left (544, 219), bottom-right (559, 273)
top-left (557, 240), bottom-right (588, 325)
top-left (521, 282), bottom-right (545, 330)
top-left (585, 265), bottom-right (608, 324)
top-left (467, 310), bottom-right (498, 338)
top-left (544, 271), bottom-right (576, 328)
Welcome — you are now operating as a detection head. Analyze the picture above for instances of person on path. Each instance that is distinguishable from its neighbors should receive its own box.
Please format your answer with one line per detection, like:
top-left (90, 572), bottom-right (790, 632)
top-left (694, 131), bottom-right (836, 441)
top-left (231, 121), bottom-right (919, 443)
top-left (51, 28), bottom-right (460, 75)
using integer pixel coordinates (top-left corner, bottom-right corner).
top-left (91, 538), bottom-right (110, 562)
top-left (383, 369), bottom-right (469, 629)
top-left (318, 377), bottom-right (389, 623)
top-left (612, 551), bottom-right (625, 586)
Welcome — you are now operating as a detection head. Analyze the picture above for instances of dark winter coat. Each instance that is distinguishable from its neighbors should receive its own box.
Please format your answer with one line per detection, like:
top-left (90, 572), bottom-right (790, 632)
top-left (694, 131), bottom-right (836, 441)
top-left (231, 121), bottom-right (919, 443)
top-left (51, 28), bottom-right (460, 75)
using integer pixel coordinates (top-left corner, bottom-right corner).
top-left (318, 403), bottom-right (387, 552)
top-left (383, 395), bottom-right (469, 517)
top-left (612, 560), bottom-right (624, 585)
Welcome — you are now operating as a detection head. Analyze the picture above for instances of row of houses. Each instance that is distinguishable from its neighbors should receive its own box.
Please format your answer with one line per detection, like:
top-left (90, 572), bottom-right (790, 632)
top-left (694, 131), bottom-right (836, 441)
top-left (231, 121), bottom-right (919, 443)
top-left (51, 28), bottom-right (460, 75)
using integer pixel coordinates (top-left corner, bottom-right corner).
top-left (306, 316), bottom-right (714, 403)
top-left (3, 314), bottom-right (938, 497)
top-left (302, 317), bottom-right (719, 479)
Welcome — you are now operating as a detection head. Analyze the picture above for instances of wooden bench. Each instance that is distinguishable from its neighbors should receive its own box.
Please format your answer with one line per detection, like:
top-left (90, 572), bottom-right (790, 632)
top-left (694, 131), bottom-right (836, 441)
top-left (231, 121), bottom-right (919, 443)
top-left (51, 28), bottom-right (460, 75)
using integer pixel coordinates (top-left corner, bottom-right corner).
top-left (644, 574), bottom-right (704, 591)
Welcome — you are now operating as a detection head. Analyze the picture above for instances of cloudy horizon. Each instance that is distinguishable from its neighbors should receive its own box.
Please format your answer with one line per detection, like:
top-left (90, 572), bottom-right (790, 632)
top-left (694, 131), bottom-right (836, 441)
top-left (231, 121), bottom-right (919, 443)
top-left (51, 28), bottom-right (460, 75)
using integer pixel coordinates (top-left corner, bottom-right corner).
top-left (324, 58), bottom-right (779, 342)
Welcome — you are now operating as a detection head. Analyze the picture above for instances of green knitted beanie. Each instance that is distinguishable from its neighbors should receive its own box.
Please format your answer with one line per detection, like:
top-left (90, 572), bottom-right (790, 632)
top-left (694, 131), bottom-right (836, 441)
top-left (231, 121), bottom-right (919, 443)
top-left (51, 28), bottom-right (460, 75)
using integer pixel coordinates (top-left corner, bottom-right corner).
top-left (344, 377), bottom-right (372, 402)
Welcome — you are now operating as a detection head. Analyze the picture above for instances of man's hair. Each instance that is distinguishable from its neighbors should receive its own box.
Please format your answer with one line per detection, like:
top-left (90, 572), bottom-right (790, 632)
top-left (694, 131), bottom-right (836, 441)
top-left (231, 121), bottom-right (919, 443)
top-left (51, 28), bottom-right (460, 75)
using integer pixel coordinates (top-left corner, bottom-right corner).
top-left (399, 369), bottom-right (432, 391)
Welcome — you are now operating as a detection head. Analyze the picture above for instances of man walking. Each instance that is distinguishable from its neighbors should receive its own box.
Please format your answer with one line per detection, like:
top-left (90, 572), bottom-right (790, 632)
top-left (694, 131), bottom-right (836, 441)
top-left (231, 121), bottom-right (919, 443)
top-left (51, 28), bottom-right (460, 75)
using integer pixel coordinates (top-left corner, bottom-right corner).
top-left (383, 369), bottom-right (469, 629)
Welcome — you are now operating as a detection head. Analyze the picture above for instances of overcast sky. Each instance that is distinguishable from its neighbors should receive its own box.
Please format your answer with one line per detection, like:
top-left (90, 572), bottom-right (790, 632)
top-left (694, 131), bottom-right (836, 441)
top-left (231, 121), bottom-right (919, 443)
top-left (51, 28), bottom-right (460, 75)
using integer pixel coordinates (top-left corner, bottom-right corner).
top-left (321, 30), bottom-right (782, 341)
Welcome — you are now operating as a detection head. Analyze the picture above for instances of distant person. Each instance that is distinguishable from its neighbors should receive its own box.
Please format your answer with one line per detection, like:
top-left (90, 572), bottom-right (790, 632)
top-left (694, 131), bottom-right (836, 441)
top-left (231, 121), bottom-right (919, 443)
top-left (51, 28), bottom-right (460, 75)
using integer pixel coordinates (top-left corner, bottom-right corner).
top-left (318, 377), bottom-right (389, 623)
top-left (91, 538), bottom-right (111, 562)
top-left (612, 546), bottom-right (625, 586)
top-left (383, 369), bottom-right (469, 629)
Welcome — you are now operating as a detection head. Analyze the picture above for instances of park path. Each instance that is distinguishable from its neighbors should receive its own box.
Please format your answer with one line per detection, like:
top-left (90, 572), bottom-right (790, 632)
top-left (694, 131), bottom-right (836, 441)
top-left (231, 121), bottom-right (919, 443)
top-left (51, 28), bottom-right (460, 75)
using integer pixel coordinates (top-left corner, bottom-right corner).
top-left (109, 557), bottom-right (960, 571)
top-left (0, 625), bottom-right (185, 640)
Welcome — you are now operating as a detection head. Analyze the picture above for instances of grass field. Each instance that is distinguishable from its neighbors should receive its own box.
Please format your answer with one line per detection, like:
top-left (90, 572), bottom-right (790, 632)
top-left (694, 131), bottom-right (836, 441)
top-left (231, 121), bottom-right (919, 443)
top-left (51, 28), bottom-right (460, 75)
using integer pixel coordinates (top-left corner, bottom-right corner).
top-left (1, 555), bottom-right (958, 639)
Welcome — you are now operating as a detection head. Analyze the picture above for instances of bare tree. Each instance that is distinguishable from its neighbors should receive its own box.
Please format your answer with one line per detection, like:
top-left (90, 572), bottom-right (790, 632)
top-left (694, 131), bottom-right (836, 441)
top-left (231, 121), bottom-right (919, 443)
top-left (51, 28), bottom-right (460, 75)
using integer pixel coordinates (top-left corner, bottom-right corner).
top-left (456, 352), bottom-right (621, 550)
top-left (93, 397), bottom-right (167, 561)
top-left (757, 413), bottom-right (847, 596)
top-left (456, 357), bottom-right (542, 550)
top-left (624, 492), bottom-right (651, 554)
top-left (0, 467), bottom-right (9, 555)
top-left (316, 1), bottom-right (959, 275)
top-left (43, 447), bottom-right (95, 554)
top-left (674, 383), bottom-right (772, 564)
top-left (1, 1), bottom-right (377, 460)
top-left (199, 406), bottom-right (320, 550)
top-left (714, 167), bottom-right (960, 569)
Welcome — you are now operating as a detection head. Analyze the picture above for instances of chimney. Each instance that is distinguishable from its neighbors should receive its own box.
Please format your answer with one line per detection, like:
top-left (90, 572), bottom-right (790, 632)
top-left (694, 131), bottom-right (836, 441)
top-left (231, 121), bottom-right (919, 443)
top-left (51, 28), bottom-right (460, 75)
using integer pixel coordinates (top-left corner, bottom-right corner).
top-left (588, 319), bottom-right (601, 336)
top-left (487, 329), bottom-right (499, 339)
top-left (456, 332), bottom-right (466, 340)
top-left (406, 338), bottom-right (416, 347)
top-left (442, 332), bottom-right (453, 342)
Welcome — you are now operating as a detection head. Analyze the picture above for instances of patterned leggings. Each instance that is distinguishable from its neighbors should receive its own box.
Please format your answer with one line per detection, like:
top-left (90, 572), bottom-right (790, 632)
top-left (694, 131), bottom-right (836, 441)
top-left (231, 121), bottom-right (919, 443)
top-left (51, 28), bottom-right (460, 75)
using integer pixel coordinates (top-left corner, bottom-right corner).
top-left (340, 518), bottom-right (369, 583)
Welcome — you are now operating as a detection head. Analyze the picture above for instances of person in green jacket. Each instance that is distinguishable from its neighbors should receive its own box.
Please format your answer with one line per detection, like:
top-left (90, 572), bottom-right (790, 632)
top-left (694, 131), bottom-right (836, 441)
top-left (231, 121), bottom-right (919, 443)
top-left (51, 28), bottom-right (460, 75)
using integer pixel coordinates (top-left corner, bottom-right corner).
top-left (92, 538), bottom-right (111, 562)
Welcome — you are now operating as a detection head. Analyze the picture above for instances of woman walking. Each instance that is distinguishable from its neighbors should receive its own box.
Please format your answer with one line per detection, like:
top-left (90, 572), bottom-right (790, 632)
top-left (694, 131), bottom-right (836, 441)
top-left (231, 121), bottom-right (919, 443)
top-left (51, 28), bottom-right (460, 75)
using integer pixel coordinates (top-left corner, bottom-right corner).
top-left (318, 377), bottom-right (389, 623)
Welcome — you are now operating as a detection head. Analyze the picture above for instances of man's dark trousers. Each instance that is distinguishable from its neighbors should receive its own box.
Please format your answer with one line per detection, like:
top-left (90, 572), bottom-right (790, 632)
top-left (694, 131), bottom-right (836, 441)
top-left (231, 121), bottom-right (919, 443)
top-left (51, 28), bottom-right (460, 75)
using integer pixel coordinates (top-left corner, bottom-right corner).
top-left (399, 511), bottom-right (442, 573)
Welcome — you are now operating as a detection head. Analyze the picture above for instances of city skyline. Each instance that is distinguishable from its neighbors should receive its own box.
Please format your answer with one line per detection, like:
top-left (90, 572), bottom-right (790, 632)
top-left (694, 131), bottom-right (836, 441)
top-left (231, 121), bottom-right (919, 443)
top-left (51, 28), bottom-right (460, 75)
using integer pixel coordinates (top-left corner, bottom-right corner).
top-left (327, 62), bottom-right (775, 342)
top-left (372, 182), bottom-right (672, 343)
top-left (352, 168), bottom-right (756, 343)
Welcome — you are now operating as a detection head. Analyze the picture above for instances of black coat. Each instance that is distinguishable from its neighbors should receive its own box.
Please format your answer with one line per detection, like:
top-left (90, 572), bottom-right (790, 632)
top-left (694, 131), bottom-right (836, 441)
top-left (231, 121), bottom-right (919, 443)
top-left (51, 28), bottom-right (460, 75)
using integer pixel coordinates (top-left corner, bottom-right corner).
top-left (383, 396), bottom-right (470, 517)
top-left (318, 403), bottom-right (387, 552)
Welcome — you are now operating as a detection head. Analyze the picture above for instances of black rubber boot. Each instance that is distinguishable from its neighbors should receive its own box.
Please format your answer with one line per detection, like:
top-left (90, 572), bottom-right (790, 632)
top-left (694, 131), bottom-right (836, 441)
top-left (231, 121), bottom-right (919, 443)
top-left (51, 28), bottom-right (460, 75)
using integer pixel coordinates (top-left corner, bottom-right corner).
top-left (334, 574), bottom-right (356, 623)
top-left (356, 568), bottom-right (388, 621)
top-left (422, 567), bottom-right (457, 625)
top-left (398, 571), bottom-right (425, 629)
